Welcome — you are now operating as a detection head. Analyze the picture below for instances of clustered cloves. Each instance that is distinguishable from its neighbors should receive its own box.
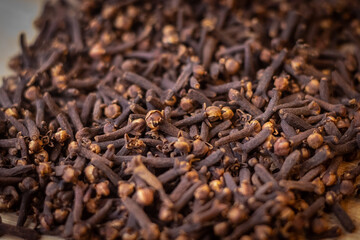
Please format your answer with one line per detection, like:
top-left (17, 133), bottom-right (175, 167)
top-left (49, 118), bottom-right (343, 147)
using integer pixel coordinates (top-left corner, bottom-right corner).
top-left (0, 0), bottom-right (360, 240)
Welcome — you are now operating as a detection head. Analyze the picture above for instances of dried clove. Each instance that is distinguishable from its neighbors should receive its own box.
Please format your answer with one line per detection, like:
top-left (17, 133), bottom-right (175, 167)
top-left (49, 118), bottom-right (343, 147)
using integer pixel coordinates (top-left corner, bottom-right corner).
top-left (0, 0), bottom-right (360, 239)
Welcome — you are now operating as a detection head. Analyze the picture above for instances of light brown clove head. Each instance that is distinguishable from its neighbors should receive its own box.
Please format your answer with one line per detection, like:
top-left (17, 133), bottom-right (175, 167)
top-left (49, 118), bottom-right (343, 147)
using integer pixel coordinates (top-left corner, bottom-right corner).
top-left (308, 101), bottom-right (321, 114)
top-left (103, 122), bottom-right (116, 134)
top-left (104, 103), bottom-right (121, 119)
top-left (145, 110), bottom-right (163, 130)
top-left (34, 149), bottom-right (49, 163)
top-left (73, 222), bottom-right (91, 240)
top-left (274, 75), bottom-right (289, 91)
top-left (141, 223), bottom-right (160, 240)
top-left (68, 141), bottom-right (80, 157)
top-left (192, 65), bottom-right (206, 79)
top-left (29, 139), bottom-right (43, 154)
top-left (89, 42), bottom-right (105, 59)
top-left (118, 181), bottom-right (135, 198)
top-left (209, 180), bottom-right (223, 193)
top-left (214, 222), bottom-right (230, 237)
top-left (158, 205), bottom-right (174, 222)
top-left (225, 58), bottom-right (240, 75)
top-left (164, 95), bottom-right (177, 106)
top-left (54, 208), bottom-right (69, 223)
top-left (251, 120), bottom-right (262, 133)
top-left (221, 106), bottom-right (234, 120)
top-left (206, 106), bottom-right (222, 122)
top-left (180, 97), bottom-right (194, 112)
top-left (194, 184), bottom-right (211, 201)
top-left (173, 137), bottom-right (192, 153)
top-left (238, 181), bottom-right (254, 197)
top-left (227, 206), bottom-right (248, 224)
top-left (5, 108), bottom-right (18, 118)
top-left (279, 207), bottom-right (295, 222)
top-left (192, 139), bottom-right (209, 157)
top-left (228, 88), bottom-right (240, 101)
top-left (135, 187), bottom-right (154, 206)
top-left (84, 165), bottom-right (99, 183)
top-left (307, 132), bottom-right (323, 149)
top-left (62, 166), bottom-right (79, 183)
top-left (312, 177), bottom-right (325, 195)
top-left (127, 84), bottom-right (143, 99)
top-left (96, 181), bottom-right (110, 197)
top-left (325, 191), bottom-right (337, 205)
top-left (122, 229), bottom-right (138, 240)
top-left (274, 137), bottom-right (290, 156)
top-left (55, 130), bottom-right (70, 143)
top-left (322, 172), bottom-right (337, 186)
top-left (24, 86), bottom-right (40, 102)
top-left (305, 79), bottom-right (320, 95)
top-left (89, 143), bottom-right (101, 154)
top-left (263, 135), bottom-right (277, 150)
top-left (254, 225), bottom-right (273, 240)
top-left (37, 162), bottom-right (52, 177)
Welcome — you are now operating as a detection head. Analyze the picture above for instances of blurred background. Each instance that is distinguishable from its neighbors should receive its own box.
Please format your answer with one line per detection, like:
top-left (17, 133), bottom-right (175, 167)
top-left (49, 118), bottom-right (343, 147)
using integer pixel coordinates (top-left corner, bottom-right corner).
top-left (0, 0), bottom-right (43, 79)
top-left (0, 3), bottom-right (63, 239)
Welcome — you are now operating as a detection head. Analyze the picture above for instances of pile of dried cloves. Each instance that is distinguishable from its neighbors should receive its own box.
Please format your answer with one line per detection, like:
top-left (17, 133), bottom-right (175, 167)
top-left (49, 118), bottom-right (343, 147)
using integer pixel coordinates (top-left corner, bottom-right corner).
top-left (1, 0), bottom-right (360, 239)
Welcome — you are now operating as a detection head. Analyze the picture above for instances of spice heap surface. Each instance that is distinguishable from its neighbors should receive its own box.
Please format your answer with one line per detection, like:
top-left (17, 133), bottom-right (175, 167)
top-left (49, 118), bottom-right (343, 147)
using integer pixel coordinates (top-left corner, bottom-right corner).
top-left (1, 0), bottom-right (360, 239)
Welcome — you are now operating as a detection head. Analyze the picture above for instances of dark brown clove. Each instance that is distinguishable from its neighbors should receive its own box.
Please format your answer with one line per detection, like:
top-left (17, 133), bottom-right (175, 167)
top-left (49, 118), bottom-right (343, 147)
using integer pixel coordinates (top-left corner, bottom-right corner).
top-left (122, 197), bottom-right (160, 240)
top-left (215, 121), bottom-right (260, 147)
top-left (276, 150), bottom-right (300, 180)
top-left (95, 118), bottom-right (145, 142)
top-left (254, 49), bottom-right (287, 100)
top-left (280, 112), bottom-right (313, 131)
top-left (229, 89), bottom-right (263, 117)
top-left (300, 147), bottom-right (332, 175)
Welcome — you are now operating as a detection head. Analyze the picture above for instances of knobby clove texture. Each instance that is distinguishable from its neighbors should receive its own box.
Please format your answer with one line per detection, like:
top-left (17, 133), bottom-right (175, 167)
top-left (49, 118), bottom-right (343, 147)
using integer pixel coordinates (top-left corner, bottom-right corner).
top-left (0, 0), bottom-right (360, 239)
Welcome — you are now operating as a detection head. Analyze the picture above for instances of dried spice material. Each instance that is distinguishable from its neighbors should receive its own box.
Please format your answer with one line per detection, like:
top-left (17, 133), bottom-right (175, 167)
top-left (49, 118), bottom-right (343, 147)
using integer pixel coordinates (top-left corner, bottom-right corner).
top-left (1, 0), bottom-right (360, 239)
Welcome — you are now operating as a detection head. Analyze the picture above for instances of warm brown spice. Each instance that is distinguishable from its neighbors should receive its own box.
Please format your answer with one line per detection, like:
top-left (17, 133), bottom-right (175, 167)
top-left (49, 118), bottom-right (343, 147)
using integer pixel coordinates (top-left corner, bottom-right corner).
top-left (0, 0), bottom-right (360, 239)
